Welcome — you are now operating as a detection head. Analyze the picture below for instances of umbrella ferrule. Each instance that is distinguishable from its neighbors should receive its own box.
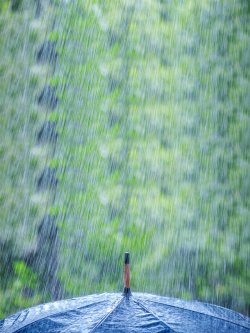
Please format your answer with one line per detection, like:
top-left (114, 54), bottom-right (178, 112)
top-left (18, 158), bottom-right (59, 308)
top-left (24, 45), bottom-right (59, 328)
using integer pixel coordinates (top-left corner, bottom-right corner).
top-left (123, 252), bottom-right (132, 296)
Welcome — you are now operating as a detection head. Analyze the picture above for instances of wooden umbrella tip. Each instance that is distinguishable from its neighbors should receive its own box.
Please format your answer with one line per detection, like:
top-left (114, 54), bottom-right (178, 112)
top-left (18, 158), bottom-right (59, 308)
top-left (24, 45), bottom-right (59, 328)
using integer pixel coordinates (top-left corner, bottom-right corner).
top-left (123, 252), bottom-right (132, 296)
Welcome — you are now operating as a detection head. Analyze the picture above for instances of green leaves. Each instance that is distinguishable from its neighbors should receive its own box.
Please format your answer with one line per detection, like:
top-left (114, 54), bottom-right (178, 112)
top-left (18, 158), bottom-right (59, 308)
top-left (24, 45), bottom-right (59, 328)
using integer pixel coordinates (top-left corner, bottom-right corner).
top-left (0, 0), bottom-right (249, 319)
top-left (0, 261), bottom-right (43, 318)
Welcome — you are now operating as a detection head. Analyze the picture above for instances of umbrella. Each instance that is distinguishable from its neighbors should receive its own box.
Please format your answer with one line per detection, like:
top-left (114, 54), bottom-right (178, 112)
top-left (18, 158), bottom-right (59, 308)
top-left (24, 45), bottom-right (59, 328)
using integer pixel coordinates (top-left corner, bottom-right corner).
top-left (1, 253), bottom-right (249, 333)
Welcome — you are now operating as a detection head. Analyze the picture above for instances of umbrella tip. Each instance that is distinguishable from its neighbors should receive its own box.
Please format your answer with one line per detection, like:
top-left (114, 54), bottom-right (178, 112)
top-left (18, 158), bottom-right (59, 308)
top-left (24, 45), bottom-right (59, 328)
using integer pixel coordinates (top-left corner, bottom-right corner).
top-left (123, 252), bottom-right (132, 296)
top-left (125, 252), bottom-right (130, 264)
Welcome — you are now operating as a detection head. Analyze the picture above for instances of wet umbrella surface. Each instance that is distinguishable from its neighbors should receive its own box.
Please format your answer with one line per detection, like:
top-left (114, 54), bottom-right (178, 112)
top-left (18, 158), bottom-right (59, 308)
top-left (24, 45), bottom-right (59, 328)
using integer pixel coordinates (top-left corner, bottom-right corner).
top-left (1, 292), bottom-right (250, 333)
top-left (1, 254), bottom-right (250, 333)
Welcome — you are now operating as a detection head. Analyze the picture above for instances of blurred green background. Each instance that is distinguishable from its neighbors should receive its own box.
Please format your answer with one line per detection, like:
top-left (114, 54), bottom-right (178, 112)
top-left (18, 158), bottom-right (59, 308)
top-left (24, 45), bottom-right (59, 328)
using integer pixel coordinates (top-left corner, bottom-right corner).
top-left (0, 0), bottom-right (249, 319)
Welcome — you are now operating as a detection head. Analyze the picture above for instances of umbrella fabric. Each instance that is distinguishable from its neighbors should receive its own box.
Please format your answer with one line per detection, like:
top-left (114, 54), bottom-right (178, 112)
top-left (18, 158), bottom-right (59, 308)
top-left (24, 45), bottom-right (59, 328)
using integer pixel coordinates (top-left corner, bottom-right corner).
top-left (0, 293), bottom-right (249, 333)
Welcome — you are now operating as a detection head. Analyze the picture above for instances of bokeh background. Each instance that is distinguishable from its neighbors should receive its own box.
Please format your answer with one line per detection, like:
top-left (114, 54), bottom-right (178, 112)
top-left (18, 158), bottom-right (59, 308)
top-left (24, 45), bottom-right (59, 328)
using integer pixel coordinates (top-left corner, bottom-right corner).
top-left (0, 0), bottom-right (249, 319)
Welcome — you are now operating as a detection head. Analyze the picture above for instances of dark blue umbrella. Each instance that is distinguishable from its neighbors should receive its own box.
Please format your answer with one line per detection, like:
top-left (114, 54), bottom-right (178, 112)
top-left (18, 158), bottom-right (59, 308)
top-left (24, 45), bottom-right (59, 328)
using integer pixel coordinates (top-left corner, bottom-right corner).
top-left (1, 253), bottom-right (249, 333)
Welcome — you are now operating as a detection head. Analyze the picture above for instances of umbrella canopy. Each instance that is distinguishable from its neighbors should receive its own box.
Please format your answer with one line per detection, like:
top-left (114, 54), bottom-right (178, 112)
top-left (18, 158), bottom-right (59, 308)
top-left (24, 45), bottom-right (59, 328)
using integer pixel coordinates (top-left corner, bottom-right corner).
top-left (1, 292), bottom-right (250, 333)
top-left (1, 253), bottom-right (249, 333)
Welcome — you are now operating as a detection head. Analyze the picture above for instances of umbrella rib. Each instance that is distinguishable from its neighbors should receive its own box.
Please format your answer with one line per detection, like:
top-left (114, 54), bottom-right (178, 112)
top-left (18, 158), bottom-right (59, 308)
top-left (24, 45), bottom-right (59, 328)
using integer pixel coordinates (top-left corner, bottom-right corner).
top-left (13, 300), bottom-right (108, 333)
top-left (133, 299), bottom-right (178, 333)
top-left (89, 296), bottom-right (124, 333)
top-left (137, 299), bottom-right (250, 330)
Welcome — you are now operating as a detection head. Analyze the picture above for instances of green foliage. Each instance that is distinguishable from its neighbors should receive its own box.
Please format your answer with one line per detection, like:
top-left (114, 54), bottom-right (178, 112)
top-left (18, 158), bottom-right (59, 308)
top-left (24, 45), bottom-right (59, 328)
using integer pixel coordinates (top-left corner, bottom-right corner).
top-left (0, 261), bottom-right (43, 318)
top-left (0, 0), bottom-right (8, 12)
top-left (0, 0), bottom-right (55, 318)
top-left (0, 0), bottom-right (249, 320)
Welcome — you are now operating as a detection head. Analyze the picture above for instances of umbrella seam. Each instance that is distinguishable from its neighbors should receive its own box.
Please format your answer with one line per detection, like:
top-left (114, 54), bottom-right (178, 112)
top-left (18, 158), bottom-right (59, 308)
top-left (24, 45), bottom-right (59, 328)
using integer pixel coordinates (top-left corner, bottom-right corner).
top-left (136, 299), bottom-right (250, 330)
top-left (11, 299), bottom-right (110, 333)
top-left (133, 299), bottom-right (178, 333)
top-left (89, 296), bottom-right (124, 333)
